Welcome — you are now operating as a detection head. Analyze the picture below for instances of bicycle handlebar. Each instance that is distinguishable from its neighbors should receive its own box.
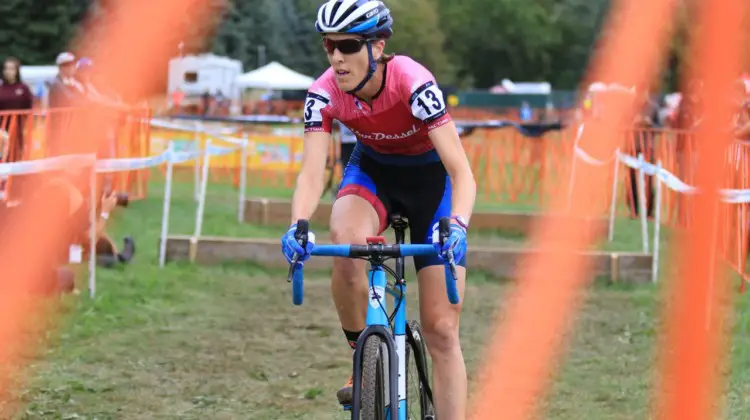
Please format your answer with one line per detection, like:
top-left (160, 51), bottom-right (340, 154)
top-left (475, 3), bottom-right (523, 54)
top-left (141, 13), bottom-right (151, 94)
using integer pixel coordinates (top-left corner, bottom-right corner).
top-left (287, 218), bottom-right (461, 306)
top-left (310, 244), bottom-right (436, 258)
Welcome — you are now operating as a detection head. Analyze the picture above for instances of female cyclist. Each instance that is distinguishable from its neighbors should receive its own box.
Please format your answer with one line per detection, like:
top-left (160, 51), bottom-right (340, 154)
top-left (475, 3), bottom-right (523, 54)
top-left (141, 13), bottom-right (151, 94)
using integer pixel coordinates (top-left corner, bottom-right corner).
top-left (280, 0), bottom-right (476, 417)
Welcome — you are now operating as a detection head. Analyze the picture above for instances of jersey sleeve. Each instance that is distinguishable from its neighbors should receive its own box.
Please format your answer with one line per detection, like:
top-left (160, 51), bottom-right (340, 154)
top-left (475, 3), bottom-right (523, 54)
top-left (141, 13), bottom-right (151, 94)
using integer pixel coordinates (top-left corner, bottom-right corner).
top-left (303, 77), bottom-right (334, 134)
top-left (401, 59), bottom-right (452, 131)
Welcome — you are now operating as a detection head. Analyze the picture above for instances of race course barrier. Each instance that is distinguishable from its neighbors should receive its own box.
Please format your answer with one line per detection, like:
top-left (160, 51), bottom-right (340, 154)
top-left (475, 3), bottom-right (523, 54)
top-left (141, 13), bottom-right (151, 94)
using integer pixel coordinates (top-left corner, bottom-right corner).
top-left (573, 123), bottom-right (750, 286)
top-left (162, 235), bottom-right (654, 283)
top-left (0, 136), bottom-right (248, 299)
top-left (1, 106), bottom-right (152, 202)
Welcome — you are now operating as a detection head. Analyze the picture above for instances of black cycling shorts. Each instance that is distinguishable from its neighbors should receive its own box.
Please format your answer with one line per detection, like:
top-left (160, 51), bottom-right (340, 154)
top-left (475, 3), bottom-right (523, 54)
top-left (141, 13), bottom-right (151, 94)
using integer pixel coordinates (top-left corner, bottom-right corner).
top-left (336, 144), bottom-right (467, 272)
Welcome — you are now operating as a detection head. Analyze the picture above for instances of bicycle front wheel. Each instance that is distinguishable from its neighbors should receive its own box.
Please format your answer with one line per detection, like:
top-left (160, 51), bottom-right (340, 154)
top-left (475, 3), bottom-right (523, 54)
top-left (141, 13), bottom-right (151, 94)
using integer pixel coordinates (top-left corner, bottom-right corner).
top-left (360, 335), bottom-right (387, 420)
top-left (405, 320), bottom-right (435, 419)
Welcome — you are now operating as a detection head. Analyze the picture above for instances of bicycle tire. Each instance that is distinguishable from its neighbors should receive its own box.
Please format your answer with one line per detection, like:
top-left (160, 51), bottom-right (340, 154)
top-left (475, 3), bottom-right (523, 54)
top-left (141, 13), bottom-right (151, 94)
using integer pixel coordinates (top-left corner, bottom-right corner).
top-left (360, 335), bottom-right (387, 420)
top-left (405, 320), bottom-right (435, 419)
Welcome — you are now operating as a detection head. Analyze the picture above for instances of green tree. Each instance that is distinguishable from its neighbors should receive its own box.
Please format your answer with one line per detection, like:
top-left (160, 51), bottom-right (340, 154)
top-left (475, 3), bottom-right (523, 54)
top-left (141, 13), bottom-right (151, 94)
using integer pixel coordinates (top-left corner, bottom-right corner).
top-left (387, 0), bottom-right (456, 84)
top-left (546, 0), bottom-right (612, 89)
top-left (211, 0), bottom-right (327, 77)
top-left (0, 0), bottom-right (82, 64)
top-left (439, 0), bottom-right (561, 88)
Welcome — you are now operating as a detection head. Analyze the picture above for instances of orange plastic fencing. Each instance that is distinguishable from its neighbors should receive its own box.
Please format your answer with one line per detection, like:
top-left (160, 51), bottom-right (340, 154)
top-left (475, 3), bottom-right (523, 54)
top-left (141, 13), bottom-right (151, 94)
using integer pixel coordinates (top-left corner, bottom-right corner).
top-left (150, 121), bottom-right (337, 192)
top-left (0, 106), bottom-right (151, 202)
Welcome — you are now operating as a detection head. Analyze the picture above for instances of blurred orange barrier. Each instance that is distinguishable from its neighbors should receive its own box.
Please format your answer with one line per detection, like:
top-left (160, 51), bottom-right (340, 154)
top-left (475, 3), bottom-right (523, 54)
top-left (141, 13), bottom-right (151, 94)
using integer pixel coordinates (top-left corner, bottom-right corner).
top-left (0, 106), bottom-right (151, 202)
top-left (0, 0), bottom-right (214, 409)
top-left (655, 0), bottom-right (746, 417)
top-left (469, 0), bottom-right (680, 416)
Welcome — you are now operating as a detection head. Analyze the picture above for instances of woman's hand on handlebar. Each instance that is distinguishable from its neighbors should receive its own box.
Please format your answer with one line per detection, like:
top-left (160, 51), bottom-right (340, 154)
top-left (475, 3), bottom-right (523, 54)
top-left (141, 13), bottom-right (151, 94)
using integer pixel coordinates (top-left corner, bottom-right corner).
top-left (281, 219), bottom-right (316, 264)
top-left (431, 216), bottom-right (468, 264)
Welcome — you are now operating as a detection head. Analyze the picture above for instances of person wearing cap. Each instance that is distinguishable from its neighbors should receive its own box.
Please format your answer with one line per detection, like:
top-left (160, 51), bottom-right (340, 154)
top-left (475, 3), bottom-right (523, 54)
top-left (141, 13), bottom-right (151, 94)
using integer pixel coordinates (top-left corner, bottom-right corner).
top-left (46, 52), bottom-right (86, 157)
top-left (48, 52), bottom-right (85, 109)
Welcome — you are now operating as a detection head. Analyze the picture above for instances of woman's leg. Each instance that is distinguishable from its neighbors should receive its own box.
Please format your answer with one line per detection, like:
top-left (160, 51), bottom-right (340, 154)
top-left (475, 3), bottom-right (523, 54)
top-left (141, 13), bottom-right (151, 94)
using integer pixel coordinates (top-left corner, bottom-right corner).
top-left (330, 157), bottom-right (389, 404)
top-left (407, 169), bottom-right (469, 419)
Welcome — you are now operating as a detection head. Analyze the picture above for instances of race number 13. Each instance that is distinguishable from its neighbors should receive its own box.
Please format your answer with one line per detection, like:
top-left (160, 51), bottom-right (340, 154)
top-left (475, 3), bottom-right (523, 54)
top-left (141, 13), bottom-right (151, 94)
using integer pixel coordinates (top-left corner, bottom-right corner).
top-left (410, 82), bottom-right (447, 123)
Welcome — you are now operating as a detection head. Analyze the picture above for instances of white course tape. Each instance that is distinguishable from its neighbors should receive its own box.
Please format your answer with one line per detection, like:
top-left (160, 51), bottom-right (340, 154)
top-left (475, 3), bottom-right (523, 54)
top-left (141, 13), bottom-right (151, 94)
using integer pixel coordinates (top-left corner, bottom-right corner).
top-left (573, 123), bottom-right (750, 203)
top-left (0, 139), bottom-right (240, 178)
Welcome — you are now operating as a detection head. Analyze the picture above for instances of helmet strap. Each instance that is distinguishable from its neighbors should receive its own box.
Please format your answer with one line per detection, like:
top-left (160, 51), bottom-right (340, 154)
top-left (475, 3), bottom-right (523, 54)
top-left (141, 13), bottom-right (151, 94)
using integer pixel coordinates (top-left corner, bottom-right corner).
top-left (346, 42), bottom-right (378, 95)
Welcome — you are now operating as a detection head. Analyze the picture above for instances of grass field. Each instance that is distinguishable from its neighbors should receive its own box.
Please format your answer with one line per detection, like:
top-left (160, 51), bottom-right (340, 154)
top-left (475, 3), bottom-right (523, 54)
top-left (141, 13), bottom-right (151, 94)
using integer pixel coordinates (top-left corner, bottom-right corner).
top-left (6, 178), bottom-right (750, 419)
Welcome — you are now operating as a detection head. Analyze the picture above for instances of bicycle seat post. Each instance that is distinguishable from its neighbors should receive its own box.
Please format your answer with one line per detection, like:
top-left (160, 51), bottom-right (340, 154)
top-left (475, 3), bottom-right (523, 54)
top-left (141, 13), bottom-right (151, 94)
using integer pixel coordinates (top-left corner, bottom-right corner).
top-left (390, 214), bottom-right (409, 282)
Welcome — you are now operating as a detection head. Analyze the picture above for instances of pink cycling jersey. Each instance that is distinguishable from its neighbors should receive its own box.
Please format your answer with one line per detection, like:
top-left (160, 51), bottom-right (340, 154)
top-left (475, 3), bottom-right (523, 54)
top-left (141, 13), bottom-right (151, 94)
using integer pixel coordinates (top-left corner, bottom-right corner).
top-left (303, 55), bottom-right (452, 157)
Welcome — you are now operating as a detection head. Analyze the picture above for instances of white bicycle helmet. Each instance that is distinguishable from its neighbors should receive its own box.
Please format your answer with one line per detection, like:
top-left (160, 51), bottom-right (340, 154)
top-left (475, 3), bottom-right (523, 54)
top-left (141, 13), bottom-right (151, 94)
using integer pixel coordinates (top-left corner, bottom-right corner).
top-left (316, 0), bottom-right (393, 39)
top-left (316, 0), bottom-right (394, 94)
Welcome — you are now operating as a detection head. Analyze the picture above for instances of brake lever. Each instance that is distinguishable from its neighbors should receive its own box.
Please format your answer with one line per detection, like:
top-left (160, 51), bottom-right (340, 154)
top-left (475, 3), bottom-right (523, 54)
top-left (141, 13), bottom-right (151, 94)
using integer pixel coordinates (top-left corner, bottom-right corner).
top-left (438, 217), bottom-right (458, 281)
top-left (286, 219), bottom-right (309, 282)
top-left (446, 249), bottom-right (459, 282)
top-left (287, 254), bottom-right (299, 282)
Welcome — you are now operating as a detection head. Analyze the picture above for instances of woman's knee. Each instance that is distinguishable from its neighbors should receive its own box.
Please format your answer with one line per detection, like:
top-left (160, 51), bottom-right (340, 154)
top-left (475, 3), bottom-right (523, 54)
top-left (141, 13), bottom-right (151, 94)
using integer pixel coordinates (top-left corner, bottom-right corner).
top-left (329, 195), bottom-right (380, 285)
top-left (329, 195), bottom-right (380, 245)
top-left (330, 222), bottom-right (364, 245)
top-left (422, 316), bottom-right (461, 356)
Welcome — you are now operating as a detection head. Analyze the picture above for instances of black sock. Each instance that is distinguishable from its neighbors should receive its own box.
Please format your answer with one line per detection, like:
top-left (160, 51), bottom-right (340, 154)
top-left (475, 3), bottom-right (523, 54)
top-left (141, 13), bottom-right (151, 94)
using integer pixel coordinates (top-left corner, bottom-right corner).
top-left (343, 329), bottom-right (363, 350)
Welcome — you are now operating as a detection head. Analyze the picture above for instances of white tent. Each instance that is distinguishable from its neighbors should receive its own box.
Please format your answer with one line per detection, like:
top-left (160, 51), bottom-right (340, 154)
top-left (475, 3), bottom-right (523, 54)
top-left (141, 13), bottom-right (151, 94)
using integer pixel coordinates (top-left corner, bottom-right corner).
top-left (235, 62), bottom-right (314, 90)
top-left (494, 79), bottom-right (552, 94)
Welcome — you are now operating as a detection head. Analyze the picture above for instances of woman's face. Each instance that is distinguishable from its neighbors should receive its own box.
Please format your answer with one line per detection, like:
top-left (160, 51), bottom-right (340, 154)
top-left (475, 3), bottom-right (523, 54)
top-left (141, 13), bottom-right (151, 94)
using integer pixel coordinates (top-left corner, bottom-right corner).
top-left (323, 33), bottom-right (384, 92)
top-left (3, 60), bottom-right (19, 83)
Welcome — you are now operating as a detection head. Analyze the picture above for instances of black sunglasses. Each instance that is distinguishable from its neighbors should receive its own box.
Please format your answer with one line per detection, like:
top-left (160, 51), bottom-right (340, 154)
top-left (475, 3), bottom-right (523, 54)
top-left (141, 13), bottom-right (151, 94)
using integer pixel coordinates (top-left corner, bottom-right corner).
top-left (322, 37), bottom-right (373, 55)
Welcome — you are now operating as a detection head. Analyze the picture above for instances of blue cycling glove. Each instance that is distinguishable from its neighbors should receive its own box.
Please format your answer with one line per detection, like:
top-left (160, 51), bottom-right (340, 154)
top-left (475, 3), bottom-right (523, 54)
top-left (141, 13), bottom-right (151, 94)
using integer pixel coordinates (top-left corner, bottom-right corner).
top-left (281, 223), bottom-right (316, 264)
top-left (431, 216), bottom-right (468, 263)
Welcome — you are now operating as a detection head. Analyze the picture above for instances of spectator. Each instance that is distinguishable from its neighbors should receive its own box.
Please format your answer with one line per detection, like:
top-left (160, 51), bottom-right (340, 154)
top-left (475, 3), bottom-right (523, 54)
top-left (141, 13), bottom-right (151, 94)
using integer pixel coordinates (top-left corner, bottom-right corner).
top-left (47, 52), bottom-right (86, 157)
top-left (519, 101), bottom-right (533, 122)
top-left (0, 57), bottom-right (33, 162)
top-left (674, 80), bottom-right (702, 226)
top-left (48, 52), bottom-right (85, 108)
top-left (75, 57), bottom-right (123, 106)
top-left (201, 90), bottom-right (211, 116)
top-left (170, 88), bottom-right (185, 115)
top-left (732, 79), bottom-right (750, 140)
top-left (74, 57), bottom-right (130, 194)
top-left (627, 89), bottom-right (657, 219)
top-left (29, 172), bottom-right (136, 270)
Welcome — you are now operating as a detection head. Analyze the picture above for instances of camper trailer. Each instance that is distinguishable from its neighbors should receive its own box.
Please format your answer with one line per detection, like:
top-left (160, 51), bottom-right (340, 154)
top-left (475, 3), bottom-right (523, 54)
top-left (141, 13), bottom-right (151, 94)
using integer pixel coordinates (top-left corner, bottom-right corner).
top-left (167, 54), bottom-right (243, 113)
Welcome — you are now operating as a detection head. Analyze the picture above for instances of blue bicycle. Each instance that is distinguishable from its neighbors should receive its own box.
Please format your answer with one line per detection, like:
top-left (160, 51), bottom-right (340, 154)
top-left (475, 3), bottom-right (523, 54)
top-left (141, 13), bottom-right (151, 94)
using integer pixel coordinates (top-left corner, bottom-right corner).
top-left (287, 214), bottom-right (460, 420)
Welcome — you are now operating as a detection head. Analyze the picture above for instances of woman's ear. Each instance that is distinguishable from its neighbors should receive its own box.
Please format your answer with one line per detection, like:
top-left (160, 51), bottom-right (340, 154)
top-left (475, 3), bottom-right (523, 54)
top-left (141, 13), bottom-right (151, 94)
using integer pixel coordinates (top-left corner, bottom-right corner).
top-left (372, 40), bottom-right (386, 60)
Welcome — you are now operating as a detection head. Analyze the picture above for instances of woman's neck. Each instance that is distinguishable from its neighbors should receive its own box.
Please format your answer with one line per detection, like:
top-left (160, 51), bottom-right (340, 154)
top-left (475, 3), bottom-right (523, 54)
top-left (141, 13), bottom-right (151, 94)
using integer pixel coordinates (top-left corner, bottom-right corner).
top-left (355, 62), bottom-right (385, 104)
